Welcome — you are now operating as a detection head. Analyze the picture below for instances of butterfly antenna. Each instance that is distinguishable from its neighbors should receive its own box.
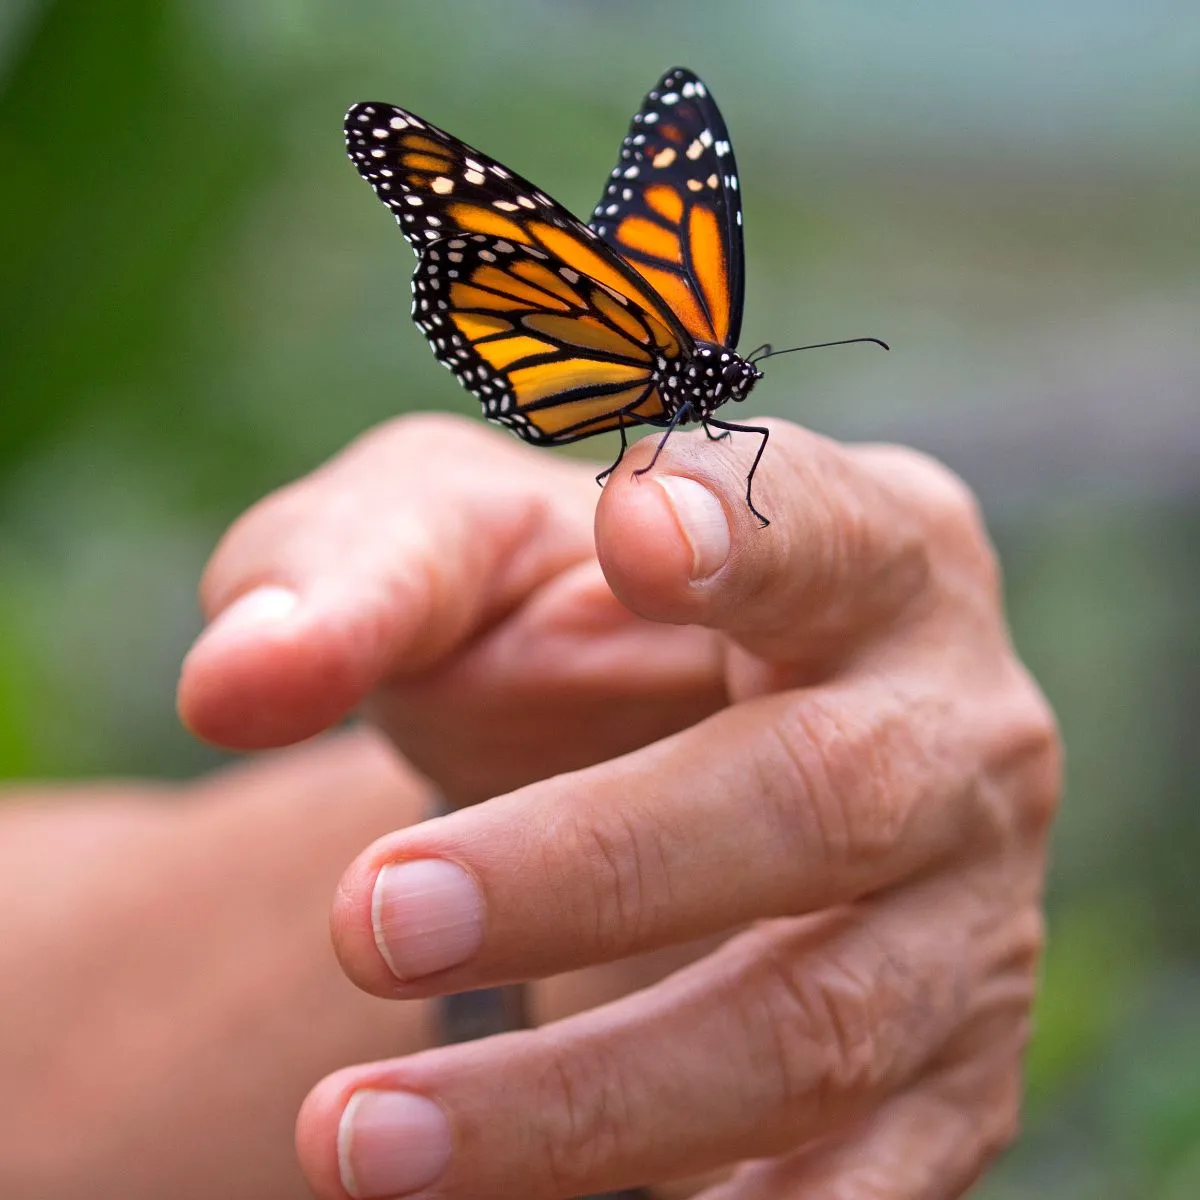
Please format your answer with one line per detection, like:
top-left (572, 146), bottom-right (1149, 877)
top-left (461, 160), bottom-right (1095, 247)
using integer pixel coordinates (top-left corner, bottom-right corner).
top-left (748, 337), bottom-right (889, 364)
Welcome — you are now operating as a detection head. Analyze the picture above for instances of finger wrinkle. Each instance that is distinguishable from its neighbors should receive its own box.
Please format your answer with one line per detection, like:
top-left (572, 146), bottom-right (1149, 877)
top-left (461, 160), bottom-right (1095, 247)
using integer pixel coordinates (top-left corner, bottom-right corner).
top-left (536, 1036), bottom-right (633, 1197)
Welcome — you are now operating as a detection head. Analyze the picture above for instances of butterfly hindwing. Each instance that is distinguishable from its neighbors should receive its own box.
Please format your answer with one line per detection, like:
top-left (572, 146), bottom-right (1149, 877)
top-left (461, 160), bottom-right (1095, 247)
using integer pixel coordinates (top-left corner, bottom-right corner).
top-left (590, 67), bottom-right (745, 349)
top-left (415, 233), bottom-right (675, 445)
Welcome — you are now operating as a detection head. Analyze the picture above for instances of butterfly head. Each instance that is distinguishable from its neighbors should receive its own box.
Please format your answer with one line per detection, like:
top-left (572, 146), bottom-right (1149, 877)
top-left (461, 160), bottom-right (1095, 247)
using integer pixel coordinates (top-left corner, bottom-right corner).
top-left (683, 343), bottom-right (763, 418)
top-left (723, 355), bottom-right (764, 404)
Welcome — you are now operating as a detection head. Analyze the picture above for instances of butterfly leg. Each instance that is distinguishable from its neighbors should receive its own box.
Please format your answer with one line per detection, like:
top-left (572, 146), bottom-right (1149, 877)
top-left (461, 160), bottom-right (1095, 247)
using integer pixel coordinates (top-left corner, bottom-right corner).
top-left (702, 420), bottom-right (732, 442)
top-left (701, 418), bottom-right (771, 527)
top-left (594, 419), bottom-right (629, 487)
top-left (632, 403), bottom-right (694, 479)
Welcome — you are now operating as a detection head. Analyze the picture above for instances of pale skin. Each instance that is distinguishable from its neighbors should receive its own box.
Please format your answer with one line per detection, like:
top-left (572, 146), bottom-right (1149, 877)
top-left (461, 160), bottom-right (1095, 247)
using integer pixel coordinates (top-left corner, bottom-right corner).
top-left (171, 411), bottom-right (1061, 1200)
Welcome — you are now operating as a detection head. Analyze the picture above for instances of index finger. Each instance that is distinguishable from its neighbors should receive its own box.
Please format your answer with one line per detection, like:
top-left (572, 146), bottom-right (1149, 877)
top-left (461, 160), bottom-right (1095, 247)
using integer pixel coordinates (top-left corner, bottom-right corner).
top-left (177, 413), bottom-right (599, 749)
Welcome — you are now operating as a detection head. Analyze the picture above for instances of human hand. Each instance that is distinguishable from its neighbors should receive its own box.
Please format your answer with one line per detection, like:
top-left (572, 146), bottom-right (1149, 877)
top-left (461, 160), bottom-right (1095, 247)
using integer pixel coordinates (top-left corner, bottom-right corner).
top-left (0, 732), bottom-right (435, 1200)
top-left (180, 413), bottom-right (1060, 1198)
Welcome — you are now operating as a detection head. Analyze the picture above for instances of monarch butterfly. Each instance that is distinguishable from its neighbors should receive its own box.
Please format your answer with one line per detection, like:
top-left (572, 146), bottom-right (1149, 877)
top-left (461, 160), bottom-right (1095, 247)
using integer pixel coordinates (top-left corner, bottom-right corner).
top-left (344, 67), bottom-right (885, 525)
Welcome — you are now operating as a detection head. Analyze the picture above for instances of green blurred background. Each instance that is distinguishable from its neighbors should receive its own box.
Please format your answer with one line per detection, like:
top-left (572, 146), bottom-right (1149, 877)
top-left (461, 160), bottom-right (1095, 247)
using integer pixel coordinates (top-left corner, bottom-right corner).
top-left (2, 0), bottom-right (1197, 1194)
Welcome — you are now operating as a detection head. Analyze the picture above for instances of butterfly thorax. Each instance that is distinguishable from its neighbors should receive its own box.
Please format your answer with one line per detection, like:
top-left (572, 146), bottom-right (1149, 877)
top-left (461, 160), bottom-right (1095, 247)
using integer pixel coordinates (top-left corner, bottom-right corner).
top-left (658, 342), bottom-right (763, 423)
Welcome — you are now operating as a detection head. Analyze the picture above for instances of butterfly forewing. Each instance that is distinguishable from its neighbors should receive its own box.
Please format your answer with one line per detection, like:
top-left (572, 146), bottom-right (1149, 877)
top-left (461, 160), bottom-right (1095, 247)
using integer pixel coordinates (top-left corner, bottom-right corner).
top-left (589, 67), bottom-right (745, 349)
top-left (345, 101), bottom-right (690, 355)
top-left (414, 233), bottom-right (674, 445)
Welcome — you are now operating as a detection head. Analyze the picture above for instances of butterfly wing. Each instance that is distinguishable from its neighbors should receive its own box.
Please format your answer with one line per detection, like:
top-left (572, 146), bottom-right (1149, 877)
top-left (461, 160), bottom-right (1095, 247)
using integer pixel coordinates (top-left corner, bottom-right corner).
top-left (415, 233), bottom-right (677, 444)
top-left (345, 100), bottom-right (693, 356)
top-left (590, 67), bottom-right (745, 349)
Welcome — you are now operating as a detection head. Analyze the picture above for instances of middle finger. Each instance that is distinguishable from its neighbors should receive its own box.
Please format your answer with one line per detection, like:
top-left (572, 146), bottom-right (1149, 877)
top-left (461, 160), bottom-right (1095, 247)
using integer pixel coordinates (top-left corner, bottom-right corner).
top-left (331, 667), bottom-right (997, 996)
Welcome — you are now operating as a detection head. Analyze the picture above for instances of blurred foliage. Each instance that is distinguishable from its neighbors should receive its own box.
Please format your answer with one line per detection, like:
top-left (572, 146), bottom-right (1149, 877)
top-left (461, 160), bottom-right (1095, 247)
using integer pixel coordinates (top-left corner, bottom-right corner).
top-left (2, 0), bottom-right (1198, 1193)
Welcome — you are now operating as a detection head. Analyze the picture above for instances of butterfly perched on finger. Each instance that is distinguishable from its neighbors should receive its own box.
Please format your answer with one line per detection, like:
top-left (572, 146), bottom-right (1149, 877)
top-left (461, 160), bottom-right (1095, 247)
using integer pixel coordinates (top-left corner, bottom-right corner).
top-left (344, 67), bottom-right (886, 526)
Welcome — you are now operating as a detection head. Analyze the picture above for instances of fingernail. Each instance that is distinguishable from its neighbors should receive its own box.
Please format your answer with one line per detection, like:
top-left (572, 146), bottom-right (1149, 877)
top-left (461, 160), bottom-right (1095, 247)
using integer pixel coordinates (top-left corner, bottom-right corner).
top-left (202, 585), bottom-right (299, 641)
top-left (372, 860), bottom-right (485, 980)
top-left (338, 1090), bottom-right (452, 1198)
top-left (655, 475), bottom-right (730, 580)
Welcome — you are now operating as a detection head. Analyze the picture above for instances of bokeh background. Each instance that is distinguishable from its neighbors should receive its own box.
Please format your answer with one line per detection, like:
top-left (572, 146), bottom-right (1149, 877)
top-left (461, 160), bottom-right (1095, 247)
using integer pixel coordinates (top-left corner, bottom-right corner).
top-left (2, 0), bottom-right (1198, 1194)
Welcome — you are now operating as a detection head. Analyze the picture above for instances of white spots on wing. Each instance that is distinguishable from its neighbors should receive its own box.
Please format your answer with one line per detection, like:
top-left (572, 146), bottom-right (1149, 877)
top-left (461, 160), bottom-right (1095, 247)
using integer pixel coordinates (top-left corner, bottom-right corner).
top-left (370, 148), bottom-right (385, 158)
top-left (464, 169), bottom-right (486, 185)
top-left (685, 138), bottom-right (704, 161)
top-left (560, 267), bottom-right (579, 283)
top-left (447, 251), bottom-right (463, 262)
top-left (517, 195), bottom-right (536, 209)
top-left (479, 249), bottom-right (496, 262)
top-left (686, 178), bottom-right (703, 192)
top-left (715, 140), bottom-right (730, 157)
top-left (681, 81), bottom-right (696, 98)
top-left (380, 168), bottom-right (394, 177)
top-left (706, 173), bottom-right (719, 188)
top-left (490, 164), bottom-right (510, 178)
top-left (652, 147), bottom-right (676, 168)
top-left (621, 188), bottom-right (633, 201)
top-left (643, 112), bottom-right (659, 124)
top-left (431, 176), bottom-right (454, 194)
top-left (404, 194), bottom-right (423, 205)
top-left (622, 164), bottom-right (640, 179)
top-left (604, 203), bottom-right (618, 215)
top-left (372, 128), bottom-right (388, 139)
top-left (494, 240), bottom-right (515, 253)
top-left (700, 129), bottom-right (714, 148)
top-left (464, 157), bottom-right (483, 172)
top-left (493, 199), bottom-right (519, 211)
top-left (390, 115), bottom-right (408, 129)
top-left (661, 92), bottom-right (679, 105)
top-left (695, 81), bottom-right (707, 97)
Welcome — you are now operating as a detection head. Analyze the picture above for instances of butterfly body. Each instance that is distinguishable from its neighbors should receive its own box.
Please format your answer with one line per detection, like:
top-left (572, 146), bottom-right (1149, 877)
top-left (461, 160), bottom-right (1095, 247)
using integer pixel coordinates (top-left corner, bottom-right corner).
top-left (345, 67), bottom-right (775, 522)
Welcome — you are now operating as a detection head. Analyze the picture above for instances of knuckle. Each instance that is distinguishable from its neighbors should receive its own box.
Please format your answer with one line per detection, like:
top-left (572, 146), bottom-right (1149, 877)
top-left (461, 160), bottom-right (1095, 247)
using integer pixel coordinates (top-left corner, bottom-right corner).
top-left (751, 930), bottom-right (896, 1103)
top-left (1012, 905), bottom-right (1048, 976)
top-left (767, 691), bottom-right (920, 872)
top-left (534, 1040), bottom-right (628, 1195)
top-left (1013, 685), bottom-right (1063, 837)
top-left (989, 670), bottom-right (1063, 842)
top-left (555, 804), bottom-right (670, 960)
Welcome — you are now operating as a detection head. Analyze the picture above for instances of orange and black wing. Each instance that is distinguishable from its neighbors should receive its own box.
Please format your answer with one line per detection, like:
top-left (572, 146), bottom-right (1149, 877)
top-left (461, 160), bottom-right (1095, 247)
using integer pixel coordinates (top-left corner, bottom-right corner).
top-left (415, 233), bottom-right (679, 445)
top-left (344, 99), bottom-right (692, 354)
top-left (589, 67), bottom-right (745, 349)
